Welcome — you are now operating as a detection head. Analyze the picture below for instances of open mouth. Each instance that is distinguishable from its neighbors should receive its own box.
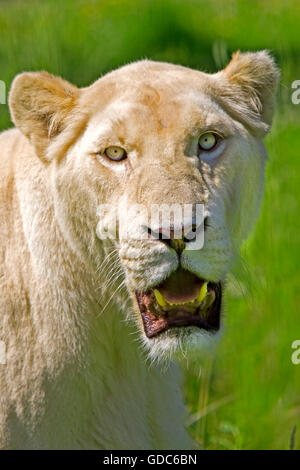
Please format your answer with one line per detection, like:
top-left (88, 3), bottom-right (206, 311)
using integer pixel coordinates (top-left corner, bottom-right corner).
top-left (135, 268), bottom-right (222, 338)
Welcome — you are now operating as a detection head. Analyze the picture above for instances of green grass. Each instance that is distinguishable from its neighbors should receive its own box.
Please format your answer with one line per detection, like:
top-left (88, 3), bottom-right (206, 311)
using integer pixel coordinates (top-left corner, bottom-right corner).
top-left (0, 0), bottom-right (299, 450)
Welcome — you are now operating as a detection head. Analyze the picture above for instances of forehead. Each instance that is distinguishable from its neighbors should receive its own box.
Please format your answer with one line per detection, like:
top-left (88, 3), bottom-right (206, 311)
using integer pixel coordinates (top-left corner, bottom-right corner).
top-left (82, 61), bottom-right (232, 140)
top-left (89, 91), bottom-right (212, 135)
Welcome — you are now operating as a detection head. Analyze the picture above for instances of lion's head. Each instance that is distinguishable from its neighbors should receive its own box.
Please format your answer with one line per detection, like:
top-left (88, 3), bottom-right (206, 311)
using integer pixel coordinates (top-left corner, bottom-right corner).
top-left (9, 51), bottom-right (279, 359)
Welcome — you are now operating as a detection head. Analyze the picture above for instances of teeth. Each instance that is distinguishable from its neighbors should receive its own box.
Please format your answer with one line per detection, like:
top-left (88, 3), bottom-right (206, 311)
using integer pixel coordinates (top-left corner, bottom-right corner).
top-left (154, 281), bottom-right (209, 307)
top-left (197, 282), bottom-right (208, 303)
top-left (168, 300), bottom-right (193, 306)
top-left (198, 290), bottom-right (215, 318)
top-left (205, 290), bottom-right (216, 308)
top-left (154, 289), bottom-right (167, 307)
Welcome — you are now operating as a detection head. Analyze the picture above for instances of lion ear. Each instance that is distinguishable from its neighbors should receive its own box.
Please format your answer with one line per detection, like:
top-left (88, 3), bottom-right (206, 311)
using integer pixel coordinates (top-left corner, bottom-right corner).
top-left (9, 72), bottom-right (79, 159)
top-left (214, 50), bottom-right (280, 136)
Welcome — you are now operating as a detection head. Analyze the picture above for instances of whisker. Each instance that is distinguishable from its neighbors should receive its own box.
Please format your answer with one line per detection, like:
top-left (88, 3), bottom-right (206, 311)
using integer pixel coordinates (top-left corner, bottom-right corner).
top-left (96, 248), bottom-right (119, 277)
top-left (100, 265), bottom-right (124, 293)
top-left (97, 278), bottom-right (127, 318)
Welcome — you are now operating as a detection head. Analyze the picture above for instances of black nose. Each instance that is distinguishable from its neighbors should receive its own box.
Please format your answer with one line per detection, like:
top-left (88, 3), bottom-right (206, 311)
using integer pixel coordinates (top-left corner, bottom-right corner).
top-left (147, 217), bottom-right (208, 253)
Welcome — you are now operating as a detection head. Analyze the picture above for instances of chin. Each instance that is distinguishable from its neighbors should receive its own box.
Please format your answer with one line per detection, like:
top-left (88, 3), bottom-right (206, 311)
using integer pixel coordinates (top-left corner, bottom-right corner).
top-left (141, 325), bottom-right (222, 363)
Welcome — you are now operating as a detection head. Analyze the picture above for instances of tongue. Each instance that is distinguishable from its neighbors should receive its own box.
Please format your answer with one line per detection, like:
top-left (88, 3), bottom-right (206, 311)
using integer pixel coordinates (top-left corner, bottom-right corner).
top-left (157, 268), bottom-right (205, 304)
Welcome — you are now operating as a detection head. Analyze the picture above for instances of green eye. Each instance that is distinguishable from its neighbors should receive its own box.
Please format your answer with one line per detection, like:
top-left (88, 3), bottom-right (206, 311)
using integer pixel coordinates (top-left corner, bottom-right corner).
top-left (104, 146), bottom-right (127, 161)
top-left (198, 133), bottom-right (217, 151)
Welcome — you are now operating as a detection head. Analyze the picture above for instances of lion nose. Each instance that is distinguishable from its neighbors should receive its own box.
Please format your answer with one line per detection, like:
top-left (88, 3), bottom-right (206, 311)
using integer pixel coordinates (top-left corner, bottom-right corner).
top-left (147, 218), bottom-right (207, 253)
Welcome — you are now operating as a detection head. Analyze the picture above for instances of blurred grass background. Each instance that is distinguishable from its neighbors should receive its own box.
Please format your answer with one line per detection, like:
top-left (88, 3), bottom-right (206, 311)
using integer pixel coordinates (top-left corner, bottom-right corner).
top-left (0, 0), bottom-right (299, 450)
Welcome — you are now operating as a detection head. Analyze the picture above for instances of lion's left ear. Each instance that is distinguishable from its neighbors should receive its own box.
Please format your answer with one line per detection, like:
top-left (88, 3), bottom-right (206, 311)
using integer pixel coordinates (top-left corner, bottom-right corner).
top-left (9, 71), bottom-right (79, 160)
top-left (213, 50), bottom-right (280, 136)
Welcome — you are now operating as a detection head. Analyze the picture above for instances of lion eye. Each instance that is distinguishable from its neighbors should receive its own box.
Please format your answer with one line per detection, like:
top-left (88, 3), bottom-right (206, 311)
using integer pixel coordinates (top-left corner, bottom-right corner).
top-left (104, 146), bottom-right (127, 161)
top-left (198, 133), bottom-right (217, 152)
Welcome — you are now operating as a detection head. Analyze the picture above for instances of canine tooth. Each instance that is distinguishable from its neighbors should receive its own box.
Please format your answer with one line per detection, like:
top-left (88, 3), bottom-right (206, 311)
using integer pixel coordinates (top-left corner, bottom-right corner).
top-left (154, 289), bottom-right (167, 307)
top-left (197, 282), bottom-right (208, 303)
top-left (206, 290), bottom-right (215, 308)
top-left (199, 291), bottom-right (216, 317)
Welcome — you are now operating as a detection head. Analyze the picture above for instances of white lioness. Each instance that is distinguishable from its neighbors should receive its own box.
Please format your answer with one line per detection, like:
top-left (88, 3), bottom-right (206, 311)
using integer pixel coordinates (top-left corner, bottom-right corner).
top-left (0, 51), bottom-right (278, 449)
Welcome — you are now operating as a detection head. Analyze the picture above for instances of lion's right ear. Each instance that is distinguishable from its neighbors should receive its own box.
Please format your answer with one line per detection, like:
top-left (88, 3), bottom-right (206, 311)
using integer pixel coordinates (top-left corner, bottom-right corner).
top-left (9, 72), bottom-right (79, 160)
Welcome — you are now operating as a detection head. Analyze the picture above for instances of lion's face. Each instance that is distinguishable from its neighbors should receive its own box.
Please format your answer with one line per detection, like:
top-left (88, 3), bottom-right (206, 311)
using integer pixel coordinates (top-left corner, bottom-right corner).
top-left (9, 52), bottom-right (279, 359)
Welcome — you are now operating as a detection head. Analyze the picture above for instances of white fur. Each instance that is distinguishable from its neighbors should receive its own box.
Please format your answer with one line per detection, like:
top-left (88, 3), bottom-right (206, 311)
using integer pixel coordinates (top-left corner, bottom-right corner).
top-left (0, 53), bottom-right (279, 449)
